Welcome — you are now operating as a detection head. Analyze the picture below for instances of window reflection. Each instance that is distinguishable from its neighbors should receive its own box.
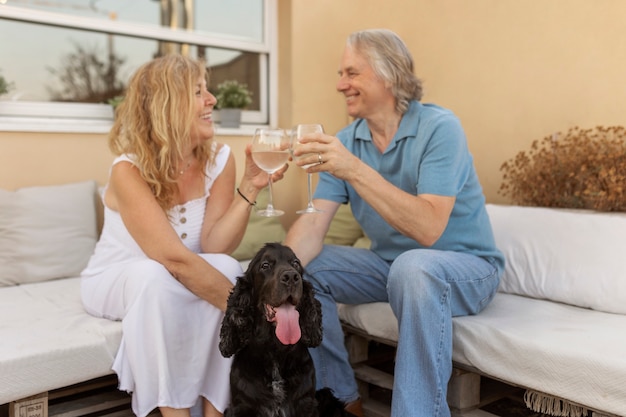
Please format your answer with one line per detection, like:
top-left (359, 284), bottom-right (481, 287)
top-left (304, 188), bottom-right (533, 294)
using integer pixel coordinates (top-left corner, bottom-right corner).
top-left (0, 0), bottom-right (266, 119)
top-left (207, 51), bottom-right (260, 111)
top-left (4, 0), bottom-right (263, 42)
top-left (0, 1), bottom-right (271, 130)
top-left (0, 20), bottom-right (153, 102)
top-left (0, 18), bottom-right (261, 111)
top-left (6, 0), bottom-right (160, 25)
top-left (0, 20), bottom-right (131, 102)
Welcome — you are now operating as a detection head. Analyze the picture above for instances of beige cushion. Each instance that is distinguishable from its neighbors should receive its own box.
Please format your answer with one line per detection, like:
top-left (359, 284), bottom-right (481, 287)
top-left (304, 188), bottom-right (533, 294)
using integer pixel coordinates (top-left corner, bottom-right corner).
top-left (232, 199), bottom-right (365, 260)
top-left (231, 188), bottom-right (285, 260)
top-left (324, 203), bottom-right (364, 246)
top-left (0, 181), bottom-right (99, 286)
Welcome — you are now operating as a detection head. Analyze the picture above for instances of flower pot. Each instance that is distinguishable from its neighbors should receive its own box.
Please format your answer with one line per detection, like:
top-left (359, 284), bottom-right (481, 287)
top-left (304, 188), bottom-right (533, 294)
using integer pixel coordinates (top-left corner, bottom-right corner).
top-left (219, 108), bottom-right (242, 128)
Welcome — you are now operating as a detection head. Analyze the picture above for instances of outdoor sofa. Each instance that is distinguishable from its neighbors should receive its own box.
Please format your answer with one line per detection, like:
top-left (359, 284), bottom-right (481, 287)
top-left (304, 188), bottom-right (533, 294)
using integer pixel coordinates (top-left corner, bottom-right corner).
top-left (1, 180), bottom-right (625, 417)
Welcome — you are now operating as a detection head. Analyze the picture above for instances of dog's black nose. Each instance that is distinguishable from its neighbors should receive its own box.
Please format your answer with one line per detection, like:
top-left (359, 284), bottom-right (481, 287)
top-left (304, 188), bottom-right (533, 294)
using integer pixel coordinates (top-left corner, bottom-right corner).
top-left (281, 271), bottom-right (300, 286)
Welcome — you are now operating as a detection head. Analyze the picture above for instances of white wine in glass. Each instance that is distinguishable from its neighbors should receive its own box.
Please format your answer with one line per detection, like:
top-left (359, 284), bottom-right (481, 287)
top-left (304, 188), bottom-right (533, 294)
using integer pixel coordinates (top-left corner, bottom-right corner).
top-left (251, 128), bottom-right (290, 217)
top-left (291, 124), bottom-right (324, 214)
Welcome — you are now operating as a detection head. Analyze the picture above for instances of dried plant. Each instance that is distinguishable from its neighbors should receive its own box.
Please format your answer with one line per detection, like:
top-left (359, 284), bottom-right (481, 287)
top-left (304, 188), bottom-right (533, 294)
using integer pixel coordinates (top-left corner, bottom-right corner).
top-left (499, 126), bottom-right (626, 212)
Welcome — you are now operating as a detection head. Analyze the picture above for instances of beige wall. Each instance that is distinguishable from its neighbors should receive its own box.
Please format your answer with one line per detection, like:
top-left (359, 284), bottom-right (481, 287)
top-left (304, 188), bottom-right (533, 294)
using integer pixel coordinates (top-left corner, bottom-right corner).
top-left (4, 1), bottom-right (626, 211)
top-left (0, 130), bottom-right (301, 228)
top-left (282, 0), bottom-right (626, 204)
top-left (0, 132), bottom-right (113, 188)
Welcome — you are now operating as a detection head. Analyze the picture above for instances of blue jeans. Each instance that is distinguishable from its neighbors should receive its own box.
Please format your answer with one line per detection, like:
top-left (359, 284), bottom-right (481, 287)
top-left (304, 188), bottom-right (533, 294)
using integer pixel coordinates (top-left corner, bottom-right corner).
top-left (305, 245), bottom-right (501, 417)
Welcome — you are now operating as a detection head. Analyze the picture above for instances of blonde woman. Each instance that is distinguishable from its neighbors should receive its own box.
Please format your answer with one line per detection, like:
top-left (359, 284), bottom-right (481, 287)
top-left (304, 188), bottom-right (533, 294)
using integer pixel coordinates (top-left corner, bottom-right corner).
top-left (81, 54), bottom-right (286, 417)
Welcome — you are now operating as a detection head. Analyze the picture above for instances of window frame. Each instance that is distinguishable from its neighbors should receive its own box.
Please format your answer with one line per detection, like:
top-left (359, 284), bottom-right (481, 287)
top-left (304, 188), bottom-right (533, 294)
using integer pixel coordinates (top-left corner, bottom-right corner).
top-left (0, 2), bottom-right (277, 134)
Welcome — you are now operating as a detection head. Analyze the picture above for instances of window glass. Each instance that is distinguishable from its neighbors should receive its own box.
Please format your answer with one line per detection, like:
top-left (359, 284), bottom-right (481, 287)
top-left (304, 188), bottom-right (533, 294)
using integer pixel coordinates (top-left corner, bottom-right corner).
top-left (4, 0), bottom-right (263, 42)
top-left (1, 20), bottom-right (153, 102)
top-left (207, 49), bottom-right (261, 111)
top-left (0, 0), bottom-right (270, 129)
top-left (196, 0), bottom-right (264, 43)
top-left (0, 19), bottom-right (261, 110)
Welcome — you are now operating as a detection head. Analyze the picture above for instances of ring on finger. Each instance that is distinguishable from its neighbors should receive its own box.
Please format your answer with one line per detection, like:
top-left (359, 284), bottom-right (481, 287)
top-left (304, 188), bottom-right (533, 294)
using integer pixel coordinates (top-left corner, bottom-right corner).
top-left (317, 153), bottom-right (323, 165)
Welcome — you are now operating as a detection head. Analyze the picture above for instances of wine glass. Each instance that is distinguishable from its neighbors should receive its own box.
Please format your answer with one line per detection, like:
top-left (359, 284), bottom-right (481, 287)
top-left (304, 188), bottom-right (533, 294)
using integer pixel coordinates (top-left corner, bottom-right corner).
top-left (291, 124), bottom-right (324, 214)
top-left (251, 128), bottom-right (290, 217)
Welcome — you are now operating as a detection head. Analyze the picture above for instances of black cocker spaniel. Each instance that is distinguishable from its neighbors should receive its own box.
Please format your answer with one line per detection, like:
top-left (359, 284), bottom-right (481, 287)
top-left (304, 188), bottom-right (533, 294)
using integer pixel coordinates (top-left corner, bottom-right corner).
top-left (219, 242), bottom-right (350, 417)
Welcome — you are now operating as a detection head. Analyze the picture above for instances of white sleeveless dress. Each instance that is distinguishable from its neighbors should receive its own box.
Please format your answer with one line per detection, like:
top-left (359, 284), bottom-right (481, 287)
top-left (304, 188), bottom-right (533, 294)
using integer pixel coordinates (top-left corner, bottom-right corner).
top-left (81, 144), bottom-right (240, 417)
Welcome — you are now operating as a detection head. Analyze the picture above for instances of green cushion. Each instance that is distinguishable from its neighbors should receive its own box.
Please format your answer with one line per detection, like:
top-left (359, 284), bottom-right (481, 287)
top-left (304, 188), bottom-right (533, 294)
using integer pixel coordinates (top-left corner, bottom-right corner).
top-left (231, 188), bottom-right (286, 260)
top-left (352, 236), bottom-right (372, 249)
top-left (324, 203), bottom-right (364, 246)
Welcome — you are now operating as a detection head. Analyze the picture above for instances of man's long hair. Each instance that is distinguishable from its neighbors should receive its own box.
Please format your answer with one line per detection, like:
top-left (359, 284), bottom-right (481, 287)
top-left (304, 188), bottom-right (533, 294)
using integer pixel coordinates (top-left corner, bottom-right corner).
top-left (347, 29), bottom-right (423, 114)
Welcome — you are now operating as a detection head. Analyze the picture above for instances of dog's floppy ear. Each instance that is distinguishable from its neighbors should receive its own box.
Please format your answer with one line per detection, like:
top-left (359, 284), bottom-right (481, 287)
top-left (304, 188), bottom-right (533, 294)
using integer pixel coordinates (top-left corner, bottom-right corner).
top-left (298, 279), bottom-right (323, 347)
top-left (219, 269), bottom-right (256, 358)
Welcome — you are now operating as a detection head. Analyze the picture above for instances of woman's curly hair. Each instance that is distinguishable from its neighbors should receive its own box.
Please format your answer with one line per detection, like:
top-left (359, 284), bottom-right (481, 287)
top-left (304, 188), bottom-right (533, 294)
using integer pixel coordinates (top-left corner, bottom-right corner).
top-left (109, 54), bottom-right (215, 212)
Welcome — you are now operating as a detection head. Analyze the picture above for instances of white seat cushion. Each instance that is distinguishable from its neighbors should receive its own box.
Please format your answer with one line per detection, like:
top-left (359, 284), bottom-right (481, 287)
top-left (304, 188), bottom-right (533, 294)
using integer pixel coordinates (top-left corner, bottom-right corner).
top-left (0, 277), bottom-right (122, 404)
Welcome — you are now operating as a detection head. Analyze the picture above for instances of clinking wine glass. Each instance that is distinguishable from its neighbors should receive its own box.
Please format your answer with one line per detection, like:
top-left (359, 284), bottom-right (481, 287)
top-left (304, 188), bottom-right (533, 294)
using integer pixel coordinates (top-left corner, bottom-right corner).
top-left (291, 123), bottom-right (324, 214)
top-left (251, 128), bottom-right (290, 217)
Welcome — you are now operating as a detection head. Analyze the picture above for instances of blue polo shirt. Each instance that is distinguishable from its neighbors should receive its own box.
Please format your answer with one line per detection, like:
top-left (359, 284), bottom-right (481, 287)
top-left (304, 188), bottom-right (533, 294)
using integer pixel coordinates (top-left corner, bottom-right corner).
top-left (314, 100), bottom-right (504, 270)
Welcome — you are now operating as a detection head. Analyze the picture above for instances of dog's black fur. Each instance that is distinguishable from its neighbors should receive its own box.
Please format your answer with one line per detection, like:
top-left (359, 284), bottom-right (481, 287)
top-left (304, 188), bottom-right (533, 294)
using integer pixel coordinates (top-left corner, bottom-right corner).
top-left (219, 243), bottom-right (351, 417)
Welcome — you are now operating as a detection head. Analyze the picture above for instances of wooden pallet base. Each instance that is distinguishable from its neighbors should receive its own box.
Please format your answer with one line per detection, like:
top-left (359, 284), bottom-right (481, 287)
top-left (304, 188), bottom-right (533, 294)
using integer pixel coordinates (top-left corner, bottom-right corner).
top-left (342, 323), bottom-right (524, 417)
top-left (8, 393), bottom-right (47, 417)
top-left (2, 375), bottom-right (137, 417)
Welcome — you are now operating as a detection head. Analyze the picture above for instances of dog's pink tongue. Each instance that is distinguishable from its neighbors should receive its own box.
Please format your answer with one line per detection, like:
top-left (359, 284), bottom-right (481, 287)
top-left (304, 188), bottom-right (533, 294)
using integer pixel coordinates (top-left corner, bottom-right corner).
top-left (274, 304), bottom-right (301, 345)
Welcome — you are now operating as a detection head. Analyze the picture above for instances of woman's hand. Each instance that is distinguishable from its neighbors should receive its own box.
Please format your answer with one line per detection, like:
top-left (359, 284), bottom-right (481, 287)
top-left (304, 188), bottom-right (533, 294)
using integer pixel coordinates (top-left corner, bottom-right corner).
top-left (241, 143), bottom-right (289, 190)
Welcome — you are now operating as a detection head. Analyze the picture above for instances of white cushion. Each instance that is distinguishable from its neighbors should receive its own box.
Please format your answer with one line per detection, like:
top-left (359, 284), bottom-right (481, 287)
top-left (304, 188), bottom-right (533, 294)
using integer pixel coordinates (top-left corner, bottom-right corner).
top-left (486, 204), bottom-right (626, 315)
top-left (0, 277), bottom-right (122, 404)
top-left (452, 293), bottom-right (626, 416)
top-left (0, 181), bottom-right (98, 286)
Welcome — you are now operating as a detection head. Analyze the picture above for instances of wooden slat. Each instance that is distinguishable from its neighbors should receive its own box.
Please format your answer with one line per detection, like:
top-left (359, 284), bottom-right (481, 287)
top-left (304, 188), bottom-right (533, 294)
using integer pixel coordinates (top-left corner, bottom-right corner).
top-left (352, 364), bottom-right (394, 391)
top-left (362, 398), bottom-right (390, 417)
top-left (49, 390), bottom-right (130, 417)
top-left (49, 375), bottom-right (118, 400)
top-left (344, 331), bottom-right (370, 364)
top-left (9, 392), bottom-right (48, 417)
top-left (100, 409), bottom-right (136, 417)
top-left (477, 378), bottom-right (523, 408)
top-left (448, 368), bottom-right (481, 410)
top-left (452, 409), bottom-right (500, 417)
top-left (342, 323), bottom-right (397, 348)
top-left (103, 407), bottom-right (162, 417)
